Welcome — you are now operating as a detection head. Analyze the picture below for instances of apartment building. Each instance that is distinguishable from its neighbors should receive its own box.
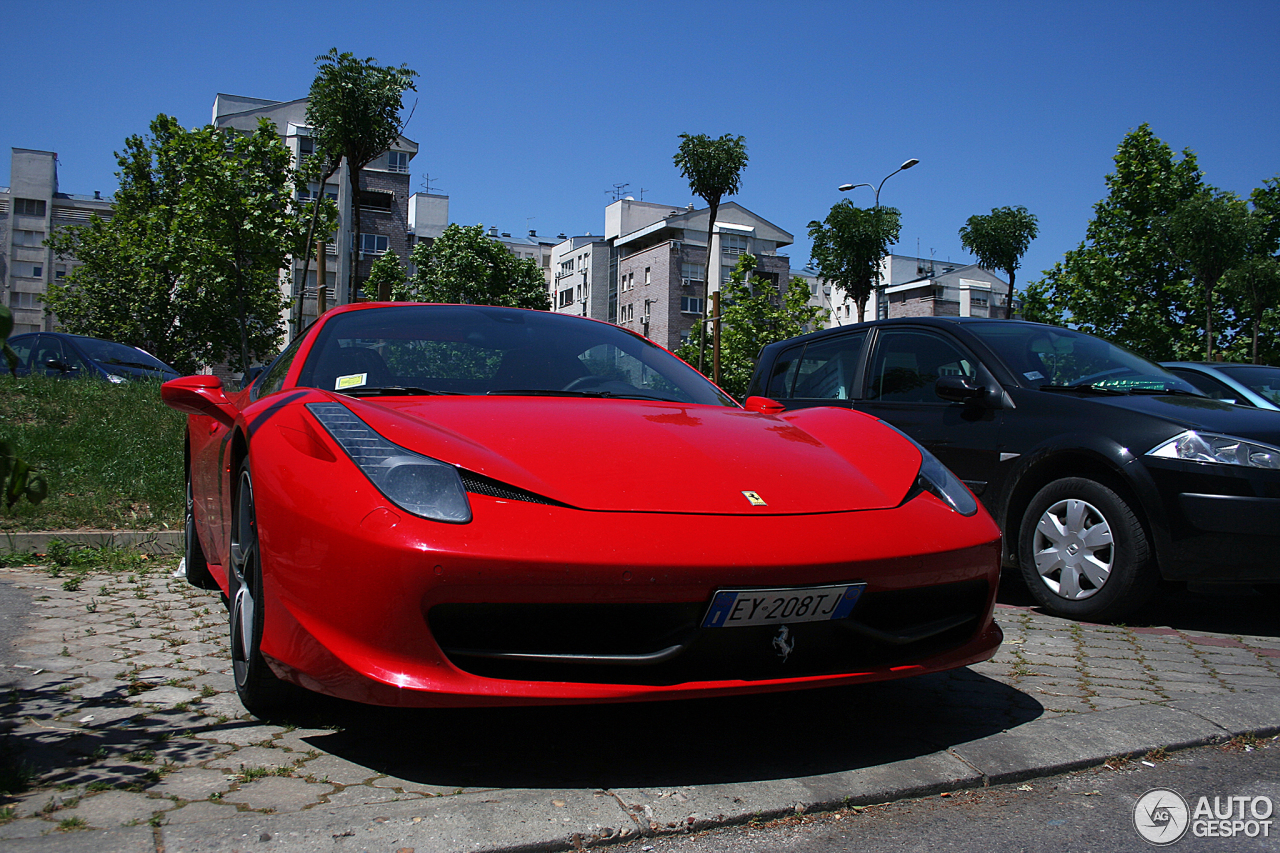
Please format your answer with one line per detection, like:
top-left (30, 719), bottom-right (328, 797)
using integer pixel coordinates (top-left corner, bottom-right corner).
top-left (1, 148), bottom-right (114, 335)
top-left (822, 254), bottom-right (1013, 327)
top-left (553, 199), bottom-right (808, 352)
top-left (211, 93), bottom-right (418, 335)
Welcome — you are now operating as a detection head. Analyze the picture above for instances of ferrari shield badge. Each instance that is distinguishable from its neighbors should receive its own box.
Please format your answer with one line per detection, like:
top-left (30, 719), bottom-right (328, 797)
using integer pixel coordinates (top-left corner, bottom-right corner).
top-left (742, 491), bottom-right (767, 507)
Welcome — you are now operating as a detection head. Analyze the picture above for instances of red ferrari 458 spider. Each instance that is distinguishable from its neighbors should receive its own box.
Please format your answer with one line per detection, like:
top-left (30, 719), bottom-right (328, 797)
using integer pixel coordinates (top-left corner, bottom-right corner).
top-left (163, 303), bottom-right (1002, 718)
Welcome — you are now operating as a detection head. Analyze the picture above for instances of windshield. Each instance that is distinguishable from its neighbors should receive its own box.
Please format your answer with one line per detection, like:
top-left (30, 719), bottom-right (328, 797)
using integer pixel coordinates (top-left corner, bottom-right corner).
top-left (296, 305), bottom-right (736, 407)
top-left (1216, 365), bottom-right (1280, 406)
top-left (74, 337), bottom-right (173, 372)
top-left (963, 322), bottom-right (1202, 394)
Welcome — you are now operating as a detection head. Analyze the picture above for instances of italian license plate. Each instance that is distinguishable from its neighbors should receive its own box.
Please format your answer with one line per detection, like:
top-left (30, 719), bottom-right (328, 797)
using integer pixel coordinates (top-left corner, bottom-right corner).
top-left (700, 583), bottom-right (865, 628)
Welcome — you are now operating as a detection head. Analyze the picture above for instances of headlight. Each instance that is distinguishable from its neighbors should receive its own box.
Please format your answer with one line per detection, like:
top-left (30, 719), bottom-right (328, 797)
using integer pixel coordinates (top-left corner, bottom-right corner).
top-left (107, 373), bottom-right (128, 384)
top-left (307, 401), bottom-right (472, 523)
top-left (879, 422), bottom-right (979, 516)
top-left (1147, 430), bottom-right (1280, 470)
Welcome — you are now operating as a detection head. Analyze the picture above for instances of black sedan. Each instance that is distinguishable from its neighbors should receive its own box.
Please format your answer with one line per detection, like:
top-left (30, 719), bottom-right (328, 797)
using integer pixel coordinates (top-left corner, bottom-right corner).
top-left (747, 317), bottom-right (1280, 621)
top-left (6, 332), bottom-right (178, 383)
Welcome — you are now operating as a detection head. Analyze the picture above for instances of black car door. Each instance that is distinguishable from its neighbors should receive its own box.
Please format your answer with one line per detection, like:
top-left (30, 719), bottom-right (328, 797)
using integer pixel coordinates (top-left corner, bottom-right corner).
top-left (854, 326), bottom-right (1004, 501)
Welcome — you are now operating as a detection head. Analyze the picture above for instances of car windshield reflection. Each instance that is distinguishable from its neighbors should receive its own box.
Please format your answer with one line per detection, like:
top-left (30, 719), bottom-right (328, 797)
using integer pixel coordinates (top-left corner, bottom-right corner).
top-left (964, 321), bottom-right (1202, 395)
top-left (296, 305), bottom-right (736, 407)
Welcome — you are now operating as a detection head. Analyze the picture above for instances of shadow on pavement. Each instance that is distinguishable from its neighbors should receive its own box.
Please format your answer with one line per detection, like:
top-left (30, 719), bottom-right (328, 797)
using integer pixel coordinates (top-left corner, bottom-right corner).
top-left (996, 570), bottom-right (1280, 638)
top-left (299, 668), bottom-right (1043, 790)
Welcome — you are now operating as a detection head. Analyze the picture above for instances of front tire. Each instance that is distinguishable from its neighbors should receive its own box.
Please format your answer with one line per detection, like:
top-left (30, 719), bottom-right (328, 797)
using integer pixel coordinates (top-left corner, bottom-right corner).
top-left (228, 459), bottom-right (296, 719)
top-left (1018, 477), bottom-right (1158, 621)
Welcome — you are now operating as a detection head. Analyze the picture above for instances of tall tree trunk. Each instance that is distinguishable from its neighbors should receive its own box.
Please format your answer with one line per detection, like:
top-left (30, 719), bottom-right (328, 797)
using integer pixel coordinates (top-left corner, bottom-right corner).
top-left (347, 159), bottom-right (363, 304)
top-left (1005, 268), bottom-right (1016, 319)
top-left (698, 197), bottom-right (720, 373)
top-left (295, 162), bottom-right (338, 339)
top-left (1204, 280), bottom-right (1213, 361)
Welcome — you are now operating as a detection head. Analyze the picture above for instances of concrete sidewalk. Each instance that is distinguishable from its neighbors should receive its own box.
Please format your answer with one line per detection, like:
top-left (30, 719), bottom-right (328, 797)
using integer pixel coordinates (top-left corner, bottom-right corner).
top-left (2, 556), bottom-right (1279, 853)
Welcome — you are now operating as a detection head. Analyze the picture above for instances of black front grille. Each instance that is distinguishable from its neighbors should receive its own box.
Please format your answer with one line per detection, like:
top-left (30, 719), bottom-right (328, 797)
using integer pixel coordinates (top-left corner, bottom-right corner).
top-left (428, 579), bottom-right (990, 685)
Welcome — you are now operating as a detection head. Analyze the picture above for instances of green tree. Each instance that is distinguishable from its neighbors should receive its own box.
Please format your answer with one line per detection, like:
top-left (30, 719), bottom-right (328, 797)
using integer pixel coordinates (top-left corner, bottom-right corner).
top-left (45, 115), bottom-right (309, 373)
top-left (400, 224), bottom-right (551, 309)
top-left (673, 133), bottom-right (748, 371)
top-left (958, 205), bottom-right (1039, 318)
top-left (807, 202), bottom-right (902, 323)
top-left (1167, 190), bottom-right (1252, 360)
top-left (676, 254), bottom-right (822, 398)
top-left (360, 249), bottom-right (407, 301)
top-left (307, 49), bottom-right (418, 303)
top-left (1031, 124), bottom-right (1205, 361)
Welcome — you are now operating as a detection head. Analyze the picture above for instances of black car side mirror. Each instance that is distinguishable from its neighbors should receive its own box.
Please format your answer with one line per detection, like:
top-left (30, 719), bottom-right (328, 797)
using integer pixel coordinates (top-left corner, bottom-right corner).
top-left (935, 375), bottom-right (986, 404)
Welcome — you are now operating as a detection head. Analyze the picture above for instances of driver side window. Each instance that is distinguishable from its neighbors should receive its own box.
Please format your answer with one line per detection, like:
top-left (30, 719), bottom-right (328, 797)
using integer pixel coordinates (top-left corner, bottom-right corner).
top-left (866, 330), bottom-right (975, 403)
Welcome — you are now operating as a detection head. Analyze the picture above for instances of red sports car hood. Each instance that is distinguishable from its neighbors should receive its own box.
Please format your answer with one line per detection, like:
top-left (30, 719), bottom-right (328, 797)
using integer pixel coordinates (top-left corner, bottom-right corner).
top-left (335, 396), bottom-right (922, 515)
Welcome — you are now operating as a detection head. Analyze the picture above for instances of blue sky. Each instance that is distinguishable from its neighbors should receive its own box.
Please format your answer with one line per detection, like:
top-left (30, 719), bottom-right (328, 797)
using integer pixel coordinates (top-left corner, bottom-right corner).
top-left (4, 1), bottom-right (1277, 291)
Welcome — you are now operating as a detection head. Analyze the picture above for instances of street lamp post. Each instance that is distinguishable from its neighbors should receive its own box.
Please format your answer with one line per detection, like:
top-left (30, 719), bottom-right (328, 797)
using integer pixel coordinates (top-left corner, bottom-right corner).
top-left (838, 158), bottom-right (918, 320)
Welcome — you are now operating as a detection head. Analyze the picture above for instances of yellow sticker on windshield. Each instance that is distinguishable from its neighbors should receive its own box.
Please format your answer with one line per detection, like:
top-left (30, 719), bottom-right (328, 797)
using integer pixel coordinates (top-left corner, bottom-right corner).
top-left (335, 373), bottom-right (368, 390)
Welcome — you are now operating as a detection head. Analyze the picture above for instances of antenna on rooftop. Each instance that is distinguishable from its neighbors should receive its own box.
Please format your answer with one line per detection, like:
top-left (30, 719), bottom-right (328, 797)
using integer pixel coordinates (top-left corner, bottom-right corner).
top-left (420, 173), bottom-right (441, 194)
top-left (607, 183), bottom-right (630, 202)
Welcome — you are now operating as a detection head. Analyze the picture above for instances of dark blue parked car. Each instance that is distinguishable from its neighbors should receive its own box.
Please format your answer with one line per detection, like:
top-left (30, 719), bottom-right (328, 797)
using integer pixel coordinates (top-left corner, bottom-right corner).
top-left (6, 332), bottom-right (178, 383)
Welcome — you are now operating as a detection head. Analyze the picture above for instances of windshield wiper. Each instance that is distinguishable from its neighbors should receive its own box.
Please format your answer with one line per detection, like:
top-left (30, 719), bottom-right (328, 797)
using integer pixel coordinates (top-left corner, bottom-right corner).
top-left (1039, 383), bottom-right (1126, 396)
top-left (103, 359), bottom-right (163, 370)
top-left (1125, 386), bottom-right (1205, 397)
top-left (340, 386), bottom-right (461, 397)
top-left (488, 388), bottom-right (684, 402)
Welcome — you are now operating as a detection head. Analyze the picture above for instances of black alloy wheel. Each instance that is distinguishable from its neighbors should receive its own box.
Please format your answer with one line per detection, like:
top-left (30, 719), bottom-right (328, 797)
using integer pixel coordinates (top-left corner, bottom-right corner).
top-left (1018, 477), bottom-right (1159, 622)
top-left (228, 459), bottom-right (296, 719)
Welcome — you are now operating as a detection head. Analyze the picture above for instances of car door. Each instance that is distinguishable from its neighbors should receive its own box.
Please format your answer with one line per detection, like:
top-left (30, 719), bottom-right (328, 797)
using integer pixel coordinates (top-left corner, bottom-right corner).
top-left (761, 330), bottom-right (868, 409)
top-left (31, 336), bottom-right (82, 378)
top-left (853, 326), bottom-right (1003, 502)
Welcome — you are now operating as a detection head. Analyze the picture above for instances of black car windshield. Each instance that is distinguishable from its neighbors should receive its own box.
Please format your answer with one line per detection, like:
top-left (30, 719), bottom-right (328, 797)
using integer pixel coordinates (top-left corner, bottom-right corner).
top-left (74, 337), bottom-right (173, 372)
top-left (295, 305), bottom-right (737, 407)
top-left (963, 322), bottom-right (1202, 395)
top-left (1216, 365), bottom-right (1280, 407)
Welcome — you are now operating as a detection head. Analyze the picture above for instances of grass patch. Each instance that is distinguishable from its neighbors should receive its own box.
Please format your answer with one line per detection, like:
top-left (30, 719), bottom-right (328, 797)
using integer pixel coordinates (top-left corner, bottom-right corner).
top-left (0, 374), bottom-right (184, 531)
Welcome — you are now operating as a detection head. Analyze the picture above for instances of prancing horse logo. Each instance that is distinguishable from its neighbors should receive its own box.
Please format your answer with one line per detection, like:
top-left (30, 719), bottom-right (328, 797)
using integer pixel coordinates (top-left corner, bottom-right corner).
top-left (772, 625), bottom-right (795, 662)
top-left (742, 491), bottom-right (767, 506)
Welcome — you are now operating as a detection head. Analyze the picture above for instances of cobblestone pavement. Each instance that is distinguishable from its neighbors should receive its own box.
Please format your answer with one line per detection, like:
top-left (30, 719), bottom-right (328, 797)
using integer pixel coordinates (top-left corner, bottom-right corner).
top-left (1, 558), bottom-right (1278, 845)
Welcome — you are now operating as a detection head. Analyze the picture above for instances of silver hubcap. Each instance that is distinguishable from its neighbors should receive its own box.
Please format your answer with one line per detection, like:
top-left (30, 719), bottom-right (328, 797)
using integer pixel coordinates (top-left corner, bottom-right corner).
top-left (230, 471), bottom-right (257, 670)
top-left (1032, 498), bottom-right (1114, 600)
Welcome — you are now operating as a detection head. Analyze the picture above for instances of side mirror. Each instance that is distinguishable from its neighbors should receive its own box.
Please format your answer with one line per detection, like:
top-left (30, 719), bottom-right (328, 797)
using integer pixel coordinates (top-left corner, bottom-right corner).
top-left (44, 358), bottom-right (72, 373)
top-left (161, 375), bottom-right (239, 427)
top-left (935, 375), bottom-right (987, 404)
top-left (743, 395), bottom-right (786, 415)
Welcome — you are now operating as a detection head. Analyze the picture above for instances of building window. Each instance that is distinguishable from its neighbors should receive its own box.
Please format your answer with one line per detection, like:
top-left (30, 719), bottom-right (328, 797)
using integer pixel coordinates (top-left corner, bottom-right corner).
top-left (681, 297), bottom-right (704, 315)
top-left (359, 191), bottom-right (394, 212)
top-left (357, 233), bottom-right (389, 256)
top-left (620, 303), bottom-right (634, 322)
top-left (388, 151), bottom-right (410, 173)
top-left (13, 230), bottom-right (44, 247)
top-left (55, 264), bottom-right (66, 279)
top-left (558, 288), bottom-right (574, 308)
top-left (644, 267), bottom-right (651, 285)
top-left (722, 234), bottom-right (749, 256)
top-left (31, 265), bottom-right (43, 279)
top-left (15, 198), bottom-right (46, 217)
top-left (681, 263), bottom-right (704, 284)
